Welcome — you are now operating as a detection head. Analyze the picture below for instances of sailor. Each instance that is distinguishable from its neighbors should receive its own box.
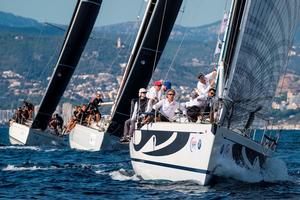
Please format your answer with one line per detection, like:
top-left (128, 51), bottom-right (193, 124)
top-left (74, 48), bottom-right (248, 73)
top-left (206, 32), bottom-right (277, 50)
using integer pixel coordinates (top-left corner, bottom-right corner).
top-left (161, 80), bottom-right (172, 96)
top-left (87, 92), bottom-right (104, 123)
top-left (49, 113), bottom-right (64, 134)
top-left (78, 104), bottom-right (89, 125)
top-left (152, 89), bottom-right (181, 122)
top-left (120, 88), bottom-right (151, 142)
top-left (23, 100), bottom-right (34, 119)
top-left (21, 106), bottom-right (30, 124)
top-left (197, 69), bottom-right (217, 97)
top-left (146, 80), bottom-right (163, 105)
top-left (13, 107), bottom-right (23, 124)
top-left (65, 105), bottom-right (81, 133)
top-left (185, 88), bottom-right (217, 122)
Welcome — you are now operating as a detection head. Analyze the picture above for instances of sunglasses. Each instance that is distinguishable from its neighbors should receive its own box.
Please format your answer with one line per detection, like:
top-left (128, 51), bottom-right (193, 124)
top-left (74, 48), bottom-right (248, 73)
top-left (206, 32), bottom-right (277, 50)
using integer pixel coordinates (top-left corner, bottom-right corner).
top-left (167, 93), bottom-right (175, 96)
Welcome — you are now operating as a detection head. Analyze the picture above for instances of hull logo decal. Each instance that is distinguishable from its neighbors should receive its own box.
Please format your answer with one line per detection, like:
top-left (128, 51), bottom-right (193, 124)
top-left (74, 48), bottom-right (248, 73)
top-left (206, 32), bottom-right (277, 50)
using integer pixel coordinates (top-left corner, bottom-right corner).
top-left (133, 130), bottom-right (190, 156)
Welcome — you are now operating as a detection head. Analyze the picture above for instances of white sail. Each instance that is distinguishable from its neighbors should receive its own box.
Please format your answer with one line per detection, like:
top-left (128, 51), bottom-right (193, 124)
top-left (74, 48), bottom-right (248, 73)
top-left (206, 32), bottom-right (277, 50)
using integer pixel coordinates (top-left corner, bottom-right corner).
top-left (223, 0), bottom-right (300, 129)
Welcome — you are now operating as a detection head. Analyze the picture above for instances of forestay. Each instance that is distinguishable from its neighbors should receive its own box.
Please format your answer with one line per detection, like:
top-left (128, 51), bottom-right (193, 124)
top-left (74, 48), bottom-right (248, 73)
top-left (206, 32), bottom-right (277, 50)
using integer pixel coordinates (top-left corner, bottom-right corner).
top-left (223, 0), bottom-right (300, 129)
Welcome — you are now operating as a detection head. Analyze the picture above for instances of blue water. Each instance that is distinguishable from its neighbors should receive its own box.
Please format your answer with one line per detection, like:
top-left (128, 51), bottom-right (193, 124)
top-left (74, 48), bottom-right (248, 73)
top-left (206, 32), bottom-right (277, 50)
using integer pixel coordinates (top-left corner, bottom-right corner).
top-left (0, 127), bottom-right (300, 199)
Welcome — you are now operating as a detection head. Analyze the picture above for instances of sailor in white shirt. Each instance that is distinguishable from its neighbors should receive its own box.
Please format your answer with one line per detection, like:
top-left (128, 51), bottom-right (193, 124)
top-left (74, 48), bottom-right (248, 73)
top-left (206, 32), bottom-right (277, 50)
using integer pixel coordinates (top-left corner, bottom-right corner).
top-left (185, 88), bottom-right (216, 122)
top-left (197, 70), bottom-right (217, 97)
top-left (153, 89), bottom-right (180, 121)
top-left (185, 92), bottom-right (207, 108)
top-left (146, 81), bottom-right (163, 102)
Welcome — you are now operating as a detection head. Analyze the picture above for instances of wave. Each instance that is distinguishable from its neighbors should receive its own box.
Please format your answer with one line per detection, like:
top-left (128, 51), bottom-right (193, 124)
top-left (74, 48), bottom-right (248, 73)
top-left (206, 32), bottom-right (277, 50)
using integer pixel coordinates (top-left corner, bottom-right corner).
top-left (0, 146), bottom-right (41, 151)
top-left (109, 168), bottom-right (140, 181)
top-left (0, 146), bottom-right (64, 152)
top-left (2, 164), bottom-right (59, 171)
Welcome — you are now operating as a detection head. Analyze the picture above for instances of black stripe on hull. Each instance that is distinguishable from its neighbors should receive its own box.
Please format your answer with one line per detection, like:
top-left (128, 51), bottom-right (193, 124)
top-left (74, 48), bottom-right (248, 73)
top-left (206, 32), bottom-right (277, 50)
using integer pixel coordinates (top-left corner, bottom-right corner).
top-left (222, 136), bottom-right (268, 168)
top-left (132, 158), bottom-right (211, 175)
top-left (133, 130), bottom-right (190, 156)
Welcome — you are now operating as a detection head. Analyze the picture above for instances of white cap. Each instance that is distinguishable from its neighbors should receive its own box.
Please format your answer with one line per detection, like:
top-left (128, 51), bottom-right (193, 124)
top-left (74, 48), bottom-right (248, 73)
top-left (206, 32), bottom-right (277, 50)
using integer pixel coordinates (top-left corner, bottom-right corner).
top-left (139, 88), bottom-right (147, 94)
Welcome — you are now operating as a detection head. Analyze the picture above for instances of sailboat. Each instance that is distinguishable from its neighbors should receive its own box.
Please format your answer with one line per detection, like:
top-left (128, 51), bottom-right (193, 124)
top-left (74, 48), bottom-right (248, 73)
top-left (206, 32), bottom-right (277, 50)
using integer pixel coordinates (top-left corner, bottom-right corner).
top-left (129, 0), bottom-right (300, 185)
top-left (69, 0), bottom-right (183, 151)
top-left (9, 0), bottom-right (103, 146)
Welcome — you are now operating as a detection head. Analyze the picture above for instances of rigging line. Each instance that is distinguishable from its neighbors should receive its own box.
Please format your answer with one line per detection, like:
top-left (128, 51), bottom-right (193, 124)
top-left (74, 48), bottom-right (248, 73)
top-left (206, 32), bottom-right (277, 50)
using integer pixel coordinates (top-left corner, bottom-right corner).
top-left (45, 22), bottom-right (101, 41)
top-left (152, 0), bottom-right (168, 75)
top-left (23, 24), bottom-right (45, 102)
top-left (163, 33), bottom-right (186, 81)
top-left (38, 39), bottom-right (62, 79)
top-left (107, 0), bottom-right (147, 74)
top-left (106, 21), bottom-right (140, 73)
top-left (163, 0), bottom-right (187, 82)
top-left (225, 0), bottom-right (229, 11)
top-left (85, 6), bottom-right (106, 97)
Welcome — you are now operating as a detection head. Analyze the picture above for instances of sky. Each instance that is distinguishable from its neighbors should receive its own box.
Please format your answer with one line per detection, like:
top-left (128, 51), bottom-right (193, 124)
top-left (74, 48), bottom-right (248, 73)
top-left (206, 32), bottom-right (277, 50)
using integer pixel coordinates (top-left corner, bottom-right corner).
top-left (0, 0), bottom-right (230, 27)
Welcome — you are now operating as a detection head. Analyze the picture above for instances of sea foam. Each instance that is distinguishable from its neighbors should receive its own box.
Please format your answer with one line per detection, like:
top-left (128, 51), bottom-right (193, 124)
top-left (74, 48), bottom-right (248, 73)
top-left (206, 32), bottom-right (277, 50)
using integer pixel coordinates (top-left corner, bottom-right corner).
top-left (109, 168), bottom-right (140, 181)
top-left (2, 164), bottom-right (58, 171)
top-left (212, 156), bottom-right (291, 183)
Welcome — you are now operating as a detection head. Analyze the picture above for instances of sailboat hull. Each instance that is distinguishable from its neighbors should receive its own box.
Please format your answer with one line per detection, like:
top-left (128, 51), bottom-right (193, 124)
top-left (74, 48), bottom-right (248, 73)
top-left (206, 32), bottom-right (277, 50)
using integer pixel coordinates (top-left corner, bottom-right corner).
top-left (130, 122), bottom-right (273, 185)
top-left (69, 124), bottom-right (125, 151)
top-left (9, 122), bottom-right (65, 146)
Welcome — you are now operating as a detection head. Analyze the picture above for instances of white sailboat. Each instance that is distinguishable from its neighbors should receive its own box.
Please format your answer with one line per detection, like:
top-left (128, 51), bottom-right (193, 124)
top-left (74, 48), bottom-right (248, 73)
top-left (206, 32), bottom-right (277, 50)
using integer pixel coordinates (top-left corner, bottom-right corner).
top-left (9, 0), bottom-right (103, 146)
top-left (130, 0), bottom-right (300, 185)
top-left (68, 102), bottom-right (123, 151)
top-left (69, 0), bottom-right (183, 151)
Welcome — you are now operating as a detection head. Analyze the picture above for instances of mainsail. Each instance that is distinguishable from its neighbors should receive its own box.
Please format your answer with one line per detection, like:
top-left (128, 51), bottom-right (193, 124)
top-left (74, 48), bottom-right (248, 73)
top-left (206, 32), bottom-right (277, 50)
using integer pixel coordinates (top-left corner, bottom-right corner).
top-left (32, 0), bottom-right (102, 130)
top-left (108, 0), bottom-right (183, 136)
top-left (222, 0), bottom-right (300, 129)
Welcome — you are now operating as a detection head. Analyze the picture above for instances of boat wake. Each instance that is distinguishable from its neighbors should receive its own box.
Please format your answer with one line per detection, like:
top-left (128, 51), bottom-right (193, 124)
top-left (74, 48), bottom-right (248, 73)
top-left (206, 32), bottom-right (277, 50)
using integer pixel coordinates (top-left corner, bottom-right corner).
top-left (109, 168), bottom-right (140, 181)
top-left (213, 156), bottom-right (291, 183)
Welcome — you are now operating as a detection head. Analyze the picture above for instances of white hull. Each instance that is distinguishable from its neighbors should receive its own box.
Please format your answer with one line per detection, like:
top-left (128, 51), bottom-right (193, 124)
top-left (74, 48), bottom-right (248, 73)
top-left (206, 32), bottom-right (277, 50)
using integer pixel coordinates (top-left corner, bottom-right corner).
top-left (130, 122), bottom-right (273, 185)
top-left (69, 124), bottom-right (125, 151)
top-left (9, 122), bottom-right (65, 146)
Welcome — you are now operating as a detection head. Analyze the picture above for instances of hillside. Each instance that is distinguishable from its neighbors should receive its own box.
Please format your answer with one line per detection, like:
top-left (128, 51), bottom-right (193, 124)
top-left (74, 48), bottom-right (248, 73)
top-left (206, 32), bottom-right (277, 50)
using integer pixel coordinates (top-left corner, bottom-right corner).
top-left (0, 11), bottom-right (300, 113)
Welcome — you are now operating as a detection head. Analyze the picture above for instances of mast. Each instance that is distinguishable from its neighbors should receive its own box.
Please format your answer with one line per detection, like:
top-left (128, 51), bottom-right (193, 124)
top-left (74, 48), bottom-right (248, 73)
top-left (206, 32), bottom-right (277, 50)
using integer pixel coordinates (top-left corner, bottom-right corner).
top-left (32, 0), bottom-right (102, 130)
top-left (220, 0), bottom-right (247, 83)
top-left (108, 0), bottom-right (183, 136)
top-left (217, 0), bottom-right (247, 124)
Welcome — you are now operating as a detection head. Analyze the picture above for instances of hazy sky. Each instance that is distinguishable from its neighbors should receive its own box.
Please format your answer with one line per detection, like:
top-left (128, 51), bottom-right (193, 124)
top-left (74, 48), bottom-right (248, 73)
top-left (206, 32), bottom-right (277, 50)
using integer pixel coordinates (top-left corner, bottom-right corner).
top-left (0, 0), bottom-right (231, 27)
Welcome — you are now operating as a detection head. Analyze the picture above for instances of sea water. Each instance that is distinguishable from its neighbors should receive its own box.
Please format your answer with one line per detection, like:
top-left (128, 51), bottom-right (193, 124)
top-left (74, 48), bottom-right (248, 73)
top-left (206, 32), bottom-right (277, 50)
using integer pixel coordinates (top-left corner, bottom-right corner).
top-left (0, 127), bottom-right (300, 199)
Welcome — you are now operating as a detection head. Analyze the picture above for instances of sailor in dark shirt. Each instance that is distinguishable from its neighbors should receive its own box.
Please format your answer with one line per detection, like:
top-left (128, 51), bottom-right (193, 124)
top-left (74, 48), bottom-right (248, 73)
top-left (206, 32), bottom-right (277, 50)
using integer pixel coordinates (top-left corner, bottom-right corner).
top-left (87, 92), bottom-right (103, 123)
top-left (77, 104), bottom-right (89, 125)
top-left (49, 113), bottom-right (64, 134)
